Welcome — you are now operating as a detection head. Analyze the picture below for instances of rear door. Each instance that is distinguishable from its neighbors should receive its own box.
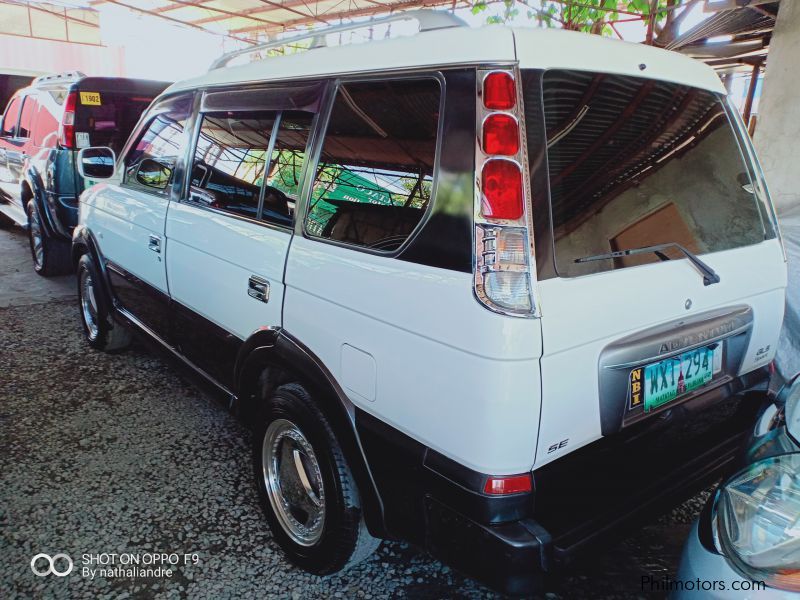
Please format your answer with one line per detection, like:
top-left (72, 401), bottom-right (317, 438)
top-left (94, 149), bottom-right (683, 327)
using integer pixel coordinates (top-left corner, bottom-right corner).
top-left (165, 84), bottom-right (321, 388)
top-left (87, 93), bottom-right (193, 338)
top-left (522, 69), bottom-right (786, 467)
top-left (0, 94), bottom-right (27, 205)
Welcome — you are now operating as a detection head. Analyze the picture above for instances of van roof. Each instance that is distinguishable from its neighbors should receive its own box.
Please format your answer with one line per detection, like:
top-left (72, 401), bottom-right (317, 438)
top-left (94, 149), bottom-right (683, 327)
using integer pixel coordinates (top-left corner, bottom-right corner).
top-left (166, 25), bottom-right (725, 96)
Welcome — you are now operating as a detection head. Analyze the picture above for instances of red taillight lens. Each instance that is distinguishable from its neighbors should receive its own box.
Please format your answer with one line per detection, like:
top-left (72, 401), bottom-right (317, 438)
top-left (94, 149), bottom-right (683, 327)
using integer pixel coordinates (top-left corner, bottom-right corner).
top-left (59, 91), bottom-right (77, 149)
top-left (481, 159), bottom-right (523, 220)
top-left (483, 113), bottom-right (519, 156)
top-left (483, 71), bottom-right (516, 110)
top-left (483, 473), bottom-right (532, 495)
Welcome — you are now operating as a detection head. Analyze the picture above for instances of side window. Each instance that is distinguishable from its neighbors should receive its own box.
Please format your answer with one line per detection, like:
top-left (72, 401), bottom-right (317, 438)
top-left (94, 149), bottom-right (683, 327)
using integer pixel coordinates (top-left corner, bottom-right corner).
top-left (261, 111), bottom-right (314, 225)
top-left (123, 94), bottom-right (192, 195)
top-left (188, 109), bottom-right (313, 227)
top-left (18, 95), bottom-right (37, 139)
top-left (305, 78), bottom-right (441, 252)
top-left (189, 111), bottom-right (276, 221)
top-left (1, 96), bottom-right (22, 137)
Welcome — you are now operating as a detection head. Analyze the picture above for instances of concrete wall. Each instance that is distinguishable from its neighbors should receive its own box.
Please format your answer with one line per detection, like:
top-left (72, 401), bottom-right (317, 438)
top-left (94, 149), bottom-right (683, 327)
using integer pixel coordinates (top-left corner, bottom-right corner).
top-left (753, 2), bottom-right (800, 376)
top-left (753, 0), bottom-right (800, 214)
top-left (554, 126), bottom-right (764, 276)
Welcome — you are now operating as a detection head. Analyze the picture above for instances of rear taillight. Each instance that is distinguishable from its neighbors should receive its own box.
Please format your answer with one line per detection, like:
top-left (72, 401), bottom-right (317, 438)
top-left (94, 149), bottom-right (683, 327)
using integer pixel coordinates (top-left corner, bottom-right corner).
top-left (58, 92), bottom-right (77, 149)
top-left (483, 71), bottom-right (516, 110)
top-left (481, 159), bottom-right (523, 220)
top-left (483, 473), bottom-right (532, 495)
top-left (482, 113), bottom-right (519, 156)
top-left (474, 70), bottom-right (535, 317)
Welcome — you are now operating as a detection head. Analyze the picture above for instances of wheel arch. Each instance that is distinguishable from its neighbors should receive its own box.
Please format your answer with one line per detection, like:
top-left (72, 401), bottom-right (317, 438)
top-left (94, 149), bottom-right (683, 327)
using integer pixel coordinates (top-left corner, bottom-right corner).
top-left (71, 225), bottom-right (115, 305)
top-left (234, 328), bottom-right (388, 539)
top-left (22, 168), bottom-right (57, 237)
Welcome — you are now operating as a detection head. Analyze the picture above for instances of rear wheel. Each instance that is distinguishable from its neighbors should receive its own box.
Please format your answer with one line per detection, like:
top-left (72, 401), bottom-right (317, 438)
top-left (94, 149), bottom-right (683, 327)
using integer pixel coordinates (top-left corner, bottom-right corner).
top-left (77, 254), bottom-right (131, 352)
top-left (27, 200), bottom-right (71, 276)
top-left (253, 382), bottom-right (379, 574)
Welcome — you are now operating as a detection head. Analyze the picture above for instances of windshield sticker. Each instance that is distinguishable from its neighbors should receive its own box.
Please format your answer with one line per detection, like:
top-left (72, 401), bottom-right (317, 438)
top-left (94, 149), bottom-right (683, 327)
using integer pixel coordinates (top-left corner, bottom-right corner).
top-left (75, 132), bottom-right (91, 148)
top-left (80, 92), bottom-right (101, 106)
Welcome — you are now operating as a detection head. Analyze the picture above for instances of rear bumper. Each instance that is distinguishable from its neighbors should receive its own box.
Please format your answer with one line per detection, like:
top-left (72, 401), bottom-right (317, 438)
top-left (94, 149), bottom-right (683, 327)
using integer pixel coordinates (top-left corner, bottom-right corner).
top-left (425, 498), bottom-right (549, 595)
top-left (421, 425), bottom-right (747, 594)
top-left (357, 367), bottom-right (770, 595)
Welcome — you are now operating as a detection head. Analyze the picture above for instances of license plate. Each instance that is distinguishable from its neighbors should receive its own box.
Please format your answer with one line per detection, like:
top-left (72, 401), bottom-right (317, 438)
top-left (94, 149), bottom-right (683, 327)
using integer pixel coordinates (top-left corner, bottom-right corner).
top-left (629, 345), bottom-right (722, 412)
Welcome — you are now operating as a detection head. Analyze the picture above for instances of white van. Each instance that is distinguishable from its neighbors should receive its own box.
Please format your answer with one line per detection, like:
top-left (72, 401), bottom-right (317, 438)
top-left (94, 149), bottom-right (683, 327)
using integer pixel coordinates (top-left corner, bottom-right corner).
top-left (72, 11), bottom-right (787, 593)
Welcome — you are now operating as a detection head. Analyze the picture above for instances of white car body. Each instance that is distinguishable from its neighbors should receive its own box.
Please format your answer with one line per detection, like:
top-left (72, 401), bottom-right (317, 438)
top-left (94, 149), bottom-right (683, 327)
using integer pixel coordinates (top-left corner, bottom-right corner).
top-left (73, 16), bottom-right (788, 593)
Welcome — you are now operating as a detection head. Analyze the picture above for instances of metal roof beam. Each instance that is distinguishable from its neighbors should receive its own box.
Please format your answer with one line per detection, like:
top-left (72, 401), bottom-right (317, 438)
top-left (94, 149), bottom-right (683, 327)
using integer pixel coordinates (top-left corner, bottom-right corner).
top-left (231, 0), bottom-right (451, 34)
top-left (92, 0), bottom-right (256, 44)
top-left (149, 0), bottom-right (282, 26)
top-left (190, 0), bottom-right (343, 26)
top-left (248, 0), bottom-right (331, 27)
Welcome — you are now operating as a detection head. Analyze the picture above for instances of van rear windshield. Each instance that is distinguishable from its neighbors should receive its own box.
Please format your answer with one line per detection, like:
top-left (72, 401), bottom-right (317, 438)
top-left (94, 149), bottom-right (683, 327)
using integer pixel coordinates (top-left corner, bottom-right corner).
top-left (531, 69), bottom-right (775, 277)
top-left (74, 91), bottom-right (156, 154)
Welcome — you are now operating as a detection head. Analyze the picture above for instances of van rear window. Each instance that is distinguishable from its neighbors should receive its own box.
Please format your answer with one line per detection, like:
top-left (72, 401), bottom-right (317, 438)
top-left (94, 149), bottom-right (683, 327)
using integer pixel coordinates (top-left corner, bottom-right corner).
top-left (532, 69), bottom-right (775, 277)
top-left (74, 92), bottom-right (156, 154)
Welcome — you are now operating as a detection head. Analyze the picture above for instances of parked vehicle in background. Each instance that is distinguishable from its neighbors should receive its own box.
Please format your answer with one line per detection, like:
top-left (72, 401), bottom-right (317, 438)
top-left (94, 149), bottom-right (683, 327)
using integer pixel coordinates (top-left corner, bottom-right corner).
top-left (70, 11), bottom-right (788, 594)
top-left (0, 72), bottom-right (168, 275)
top-left (676, 373), bottom-right (800, 597)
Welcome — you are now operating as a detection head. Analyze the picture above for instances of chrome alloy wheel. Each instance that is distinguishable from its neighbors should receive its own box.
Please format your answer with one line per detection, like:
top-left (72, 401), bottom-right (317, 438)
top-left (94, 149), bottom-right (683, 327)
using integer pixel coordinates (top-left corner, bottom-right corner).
top-left (28, 205), bottom-right (44, 269)
top-left (262, 418), bottom-right (326, 546)
top-left (80, 268), bottom-right (100, 340)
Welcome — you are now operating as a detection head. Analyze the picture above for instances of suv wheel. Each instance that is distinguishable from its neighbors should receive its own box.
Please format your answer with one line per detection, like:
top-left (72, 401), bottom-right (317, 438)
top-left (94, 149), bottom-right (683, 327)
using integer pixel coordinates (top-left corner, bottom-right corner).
top-left (254, 382), bottom-right (379, 574)
top-left (77, 254), bottom-right (131, 352)
top-left (27, 201), bottom-right (71, 276)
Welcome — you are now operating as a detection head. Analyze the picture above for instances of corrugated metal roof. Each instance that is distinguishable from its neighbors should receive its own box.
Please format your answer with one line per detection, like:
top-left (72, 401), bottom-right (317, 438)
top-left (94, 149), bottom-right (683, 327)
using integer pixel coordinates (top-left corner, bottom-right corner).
top-left (88, 0), bottom-right (468, 43)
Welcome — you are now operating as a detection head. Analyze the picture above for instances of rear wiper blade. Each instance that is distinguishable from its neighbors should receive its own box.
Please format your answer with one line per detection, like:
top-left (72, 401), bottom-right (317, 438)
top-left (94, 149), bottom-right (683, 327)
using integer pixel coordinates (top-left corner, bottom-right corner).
top-left (574, 242), bottom-right (721, 286)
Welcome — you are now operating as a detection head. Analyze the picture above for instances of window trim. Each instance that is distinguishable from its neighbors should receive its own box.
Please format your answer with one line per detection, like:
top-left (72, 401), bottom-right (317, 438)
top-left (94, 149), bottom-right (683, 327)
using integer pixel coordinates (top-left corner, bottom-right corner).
top-left (721, 96), bottom-right (778, 244)
top-left (17, 94), bottom-right (38, 140)
top-left (299, 72), bottom-right (446, 258)
top-left (179, 84), bottom-right (325, 234)
top-left (1, 95), bottom-right (24, 138)
top-left (119, 92), bottom-right (194, 199)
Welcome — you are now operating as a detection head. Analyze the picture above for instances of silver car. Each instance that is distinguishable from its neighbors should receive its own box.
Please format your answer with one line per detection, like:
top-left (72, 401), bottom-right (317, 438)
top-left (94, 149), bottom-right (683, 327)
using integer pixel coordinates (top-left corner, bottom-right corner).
top-left (675, 373), bottom-right (800, 598)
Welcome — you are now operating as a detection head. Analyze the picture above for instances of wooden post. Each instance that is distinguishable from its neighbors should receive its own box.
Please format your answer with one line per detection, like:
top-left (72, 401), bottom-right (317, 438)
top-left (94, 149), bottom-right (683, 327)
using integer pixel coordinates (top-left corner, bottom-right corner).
top-left (742, 61), bottom-right (762, 130)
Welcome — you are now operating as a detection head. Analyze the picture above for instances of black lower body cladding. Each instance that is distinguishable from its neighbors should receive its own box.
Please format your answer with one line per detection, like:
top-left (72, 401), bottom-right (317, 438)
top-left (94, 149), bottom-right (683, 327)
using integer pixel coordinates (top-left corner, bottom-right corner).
top-left (355, 371), bottom-right (769, 594)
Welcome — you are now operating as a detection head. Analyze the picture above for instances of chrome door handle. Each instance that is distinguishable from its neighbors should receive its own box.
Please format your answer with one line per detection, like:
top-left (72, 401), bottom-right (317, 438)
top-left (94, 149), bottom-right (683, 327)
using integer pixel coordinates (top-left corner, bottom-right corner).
top-left (248, 275), bottom-right (270, 303)
top-left (148, 235), bottom-right (161, 253)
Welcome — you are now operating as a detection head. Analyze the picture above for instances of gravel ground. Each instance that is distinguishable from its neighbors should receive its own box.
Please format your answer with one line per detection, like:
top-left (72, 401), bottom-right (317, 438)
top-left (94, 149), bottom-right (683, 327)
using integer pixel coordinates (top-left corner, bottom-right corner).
top-left (0, 226), bottom-right (711, 599)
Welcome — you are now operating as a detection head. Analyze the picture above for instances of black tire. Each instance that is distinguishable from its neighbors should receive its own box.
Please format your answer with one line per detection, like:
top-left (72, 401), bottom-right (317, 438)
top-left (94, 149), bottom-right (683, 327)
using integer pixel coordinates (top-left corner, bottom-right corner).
top-left (76, 254), bottom-right (132, 352)
top-left (253, 382), bottom-right (379, 575)
top-left (27, 200), bottom-right (71, 276)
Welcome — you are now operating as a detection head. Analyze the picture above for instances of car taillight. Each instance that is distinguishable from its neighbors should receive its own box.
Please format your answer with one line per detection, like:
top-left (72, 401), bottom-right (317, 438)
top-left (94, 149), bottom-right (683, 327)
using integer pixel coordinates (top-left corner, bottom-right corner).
top-left (483, 473), bottom-right (532, 495)
top-left (481, 159), bottom-right (523, 220)
top-left (482, 113), bottom-right (519, 156)
top-left (474, 69), bottom-right (535, 317)
top-left (58, 92), bottom-right (77, 149)
top-left (483, 71), bottom-right (516, 110)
